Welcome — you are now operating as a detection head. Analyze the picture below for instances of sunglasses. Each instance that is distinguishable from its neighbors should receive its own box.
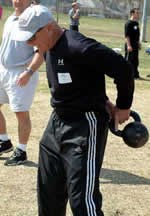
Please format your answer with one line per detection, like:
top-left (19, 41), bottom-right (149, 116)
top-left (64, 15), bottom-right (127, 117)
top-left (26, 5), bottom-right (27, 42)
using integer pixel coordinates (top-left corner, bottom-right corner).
top-left (28, 27), bottom-right (43, 42)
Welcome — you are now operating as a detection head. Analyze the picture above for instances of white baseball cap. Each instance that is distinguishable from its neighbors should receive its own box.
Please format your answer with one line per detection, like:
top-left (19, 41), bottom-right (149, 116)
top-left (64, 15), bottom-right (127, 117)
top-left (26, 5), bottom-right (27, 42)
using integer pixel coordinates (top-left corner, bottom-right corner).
top-left (14, 5), bottom-right (55, 41)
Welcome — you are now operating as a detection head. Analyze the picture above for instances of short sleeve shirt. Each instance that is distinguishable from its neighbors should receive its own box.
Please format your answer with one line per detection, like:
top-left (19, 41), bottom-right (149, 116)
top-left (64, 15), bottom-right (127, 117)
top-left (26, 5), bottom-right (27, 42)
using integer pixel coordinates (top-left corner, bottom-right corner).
top-left (0, 13), bottom-right (36, 68)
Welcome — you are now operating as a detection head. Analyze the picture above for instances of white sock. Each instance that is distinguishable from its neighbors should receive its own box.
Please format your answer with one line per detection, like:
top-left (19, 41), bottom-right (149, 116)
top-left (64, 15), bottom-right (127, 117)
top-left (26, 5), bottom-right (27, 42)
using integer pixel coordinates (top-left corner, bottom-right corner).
top-left (0, 134), bottom-right (9, 141)
top-left (18, 144), bottom-right (27, 152)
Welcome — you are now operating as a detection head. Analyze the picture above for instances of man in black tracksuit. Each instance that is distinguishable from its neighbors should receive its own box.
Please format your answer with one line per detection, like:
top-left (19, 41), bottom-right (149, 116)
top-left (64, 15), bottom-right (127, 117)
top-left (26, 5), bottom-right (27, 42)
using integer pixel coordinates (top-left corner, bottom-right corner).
top-left (125, 8), bottom-right (141, 79)
top-left (15, 5), bottom-right (134, 216)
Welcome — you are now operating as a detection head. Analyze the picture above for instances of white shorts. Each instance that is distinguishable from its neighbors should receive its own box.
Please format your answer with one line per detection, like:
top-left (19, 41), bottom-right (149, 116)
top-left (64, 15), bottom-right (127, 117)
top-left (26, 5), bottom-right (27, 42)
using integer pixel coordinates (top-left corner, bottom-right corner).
top-left (0, 65), bottom-right (39, 112)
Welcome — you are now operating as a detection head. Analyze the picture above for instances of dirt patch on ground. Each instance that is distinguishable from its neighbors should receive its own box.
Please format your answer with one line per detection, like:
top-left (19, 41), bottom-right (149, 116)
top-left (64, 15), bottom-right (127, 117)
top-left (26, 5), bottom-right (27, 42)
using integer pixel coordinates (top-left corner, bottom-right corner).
top-left (0, 75), bottom-right (150, 216)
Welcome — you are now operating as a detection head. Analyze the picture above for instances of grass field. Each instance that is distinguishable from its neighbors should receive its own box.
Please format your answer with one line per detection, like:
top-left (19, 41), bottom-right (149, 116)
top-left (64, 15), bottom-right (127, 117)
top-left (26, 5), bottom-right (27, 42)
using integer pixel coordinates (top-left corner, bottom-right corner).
top-left (0, 7), bottom-right (150, 216)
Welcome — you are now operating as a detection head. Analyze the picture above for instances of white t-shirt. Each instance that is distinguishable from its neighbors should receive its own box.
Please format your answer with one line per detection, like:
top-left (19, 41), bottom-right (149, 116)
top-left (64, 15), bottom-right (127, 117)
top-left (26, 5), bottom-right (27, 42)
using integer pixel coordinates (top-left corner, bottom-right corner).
top-left (0, 13), bottom-right (36, 69)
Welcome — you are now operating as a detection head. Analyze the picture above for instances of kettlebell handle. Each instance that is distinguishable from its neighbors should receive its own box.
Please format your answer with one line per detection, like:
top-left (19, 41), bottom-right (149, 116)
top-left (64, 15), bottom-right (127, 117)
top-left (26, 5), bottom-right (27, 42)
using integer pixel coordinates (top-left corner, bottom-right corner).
top-left (109, 110), bottom-right (141, 137)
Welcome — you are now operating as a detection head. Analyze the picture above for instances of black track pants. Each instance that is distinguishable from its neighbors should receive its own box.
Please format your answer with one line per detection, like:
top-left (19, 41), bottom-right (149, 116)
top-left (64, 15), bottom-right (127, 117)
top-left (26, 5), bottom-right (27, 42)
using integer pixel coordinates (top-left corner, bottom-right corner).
top-left (37, 110), bottom-right (109, 216)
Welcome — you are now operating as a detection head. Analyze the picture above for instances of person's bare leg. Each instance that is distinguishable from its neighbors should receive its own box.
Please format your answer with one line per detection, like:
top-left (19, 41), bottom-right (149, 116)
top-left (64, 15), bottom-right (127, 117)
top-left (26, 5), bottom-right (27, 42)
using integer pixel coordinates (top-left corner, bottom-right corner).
top-left (0, 105), bottom-right (7, 135)
top-left (0, 105), bottom-right (13, 155)
top-left (4, 111), bottom-right (31, 165)
top-left (16, 111), bottom-right (31, 145)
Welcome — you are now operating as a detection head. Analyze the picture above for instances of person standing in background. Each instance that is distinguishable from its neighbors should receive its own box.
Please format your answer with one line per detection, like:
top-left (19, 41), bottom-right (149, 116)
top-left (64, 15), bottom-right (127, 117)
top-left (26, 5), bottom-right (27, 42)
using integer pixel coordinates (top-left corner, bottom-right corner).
top-left (124, 8), bottom-right (142, 80)
top-left (69, 2), bottom-right (80, 31)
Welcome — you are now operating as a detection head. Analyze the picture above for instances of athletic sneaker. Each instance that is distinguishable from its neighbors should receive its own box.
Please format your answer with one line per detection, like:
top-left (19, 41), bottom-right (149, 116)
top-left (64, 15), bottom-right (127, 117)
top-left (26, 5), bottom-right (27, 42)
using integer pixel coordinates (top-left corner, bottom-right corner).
top-left (4, 148), bottom-right (27, 166)
top-left (0, 140), bottom-right (13, 156)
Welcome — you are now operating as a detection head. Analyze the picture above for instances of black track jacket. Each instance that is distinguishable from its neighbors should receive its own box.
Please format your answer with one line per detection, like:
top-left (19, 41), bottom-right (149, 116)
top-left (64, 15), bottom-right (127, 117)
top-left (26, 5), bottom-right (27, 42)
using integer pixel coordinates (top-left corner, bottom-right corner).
top-left (44, 29), bottom-right (134, 113)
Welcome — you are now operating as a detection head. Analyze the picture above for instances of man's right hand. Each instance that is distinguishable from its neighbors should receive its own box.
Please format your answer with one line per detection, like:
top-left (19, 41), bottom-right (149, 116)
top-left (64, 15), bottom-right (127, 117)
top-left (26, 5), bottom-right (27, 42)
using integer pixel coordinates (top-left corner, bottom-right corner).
top-left (16, 70), bottom-right (32, 87)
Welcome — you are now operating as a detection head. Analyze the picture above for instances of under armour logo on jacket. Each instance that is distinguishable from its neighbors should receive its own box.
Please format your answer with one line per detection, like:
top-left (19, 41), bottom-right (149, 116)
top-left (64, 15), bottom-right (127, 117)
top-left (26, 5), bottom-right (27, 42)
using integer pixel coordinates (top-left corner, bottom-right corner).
top-left (58, 59), bottom-right (64, 65)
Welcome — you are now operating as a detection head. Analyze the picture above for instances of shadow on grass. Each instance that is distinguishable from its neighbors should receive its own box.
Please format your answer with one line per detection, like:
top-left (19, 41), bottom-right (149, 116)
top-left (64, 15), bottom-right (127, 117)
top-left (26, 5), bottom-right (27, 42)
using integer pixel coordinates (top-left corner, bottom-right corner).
top-left (100, 168), bottom-right (150, 185)
top-left (0, 157), bottom-right (38, 168)
top-left (23, 160), bottom-right (38, 168)
top-left (135, 77), bottom-right (150, 81)
top-left (0, 156), bottom-right (9, 160)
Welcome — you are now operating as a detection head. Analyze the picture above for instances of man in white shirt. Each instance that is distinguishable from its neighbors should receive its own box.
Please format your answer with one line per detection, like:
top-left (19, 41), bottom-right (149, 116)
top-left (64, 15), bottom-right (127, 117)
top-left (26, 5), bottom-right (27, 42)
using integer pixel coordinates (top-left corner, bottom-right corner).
top-left (0, 0), bottom-right (44, 166)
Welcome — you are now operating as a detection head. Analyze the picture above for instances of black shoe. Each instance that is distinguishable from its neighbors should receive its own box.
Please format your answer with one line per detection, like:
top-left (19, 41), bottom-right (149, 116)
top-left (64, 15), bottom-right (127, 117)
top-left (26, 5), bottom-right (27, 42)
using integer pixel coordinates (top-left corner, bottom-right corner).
top-left (0, 140), bottom-right (13, 156)
top-left (4, 148), bottom-right (27, 166)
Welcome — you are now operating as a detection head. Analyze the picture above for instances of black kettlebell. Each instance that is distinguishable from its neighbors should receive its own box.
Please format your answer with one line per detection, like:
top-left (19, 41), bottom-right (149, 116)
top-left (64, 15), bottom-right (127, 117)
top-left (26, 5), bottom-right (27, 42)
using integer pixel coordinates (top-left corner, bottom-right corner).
top-left (109, 111), bottom-right (149, 148)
